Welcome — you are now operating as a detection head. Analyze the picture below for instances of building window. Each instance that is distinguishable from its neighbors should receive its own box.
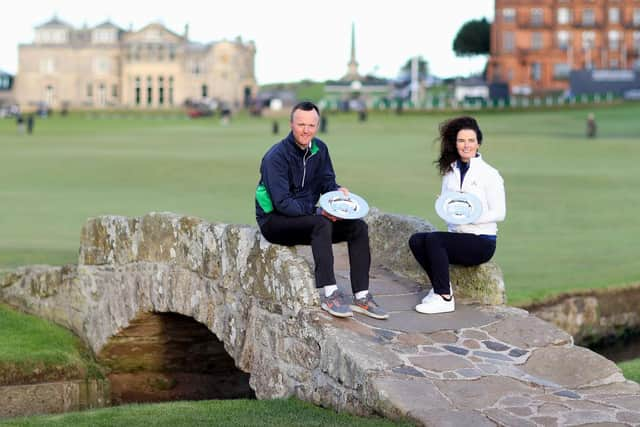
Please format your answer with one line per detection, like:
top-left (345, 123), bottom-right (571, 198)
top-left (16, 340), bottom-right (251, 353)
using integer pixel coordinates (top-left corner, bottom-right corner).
top-left (634, 9), bottom-right (640, 26)
top-left (557, 31), bottom-right (570, 49)
top-left (531, 32), bottom-right (543, 50)
top-left (86, 83), bottom-right (93, 98)
top-left (531, 63), bottom-right (542, 82)
top-left (582, 31), bottom-right (596, 49)
top-left (553, 63), bottom-right (571, 80)
top-left (169, 46), bottom-right (176, 61)
top-left (557, 8), bottom-right (571, 25)
top-left (531, 8), bottom-right (544, 26)
top-left (147, 76), bottom-right (153, 106)
top-left (98, 83), bottom-right (106, 106)
top-left (609, 8), bottom-right (620, 24)
top-left (502, 8), bottom-right (515, 23)
top-left (634, 31), bottom-right (640, 50)
top-left (158, 76), bottom-right (164, 105)
top-left (609, 30), bottom-right (621, 50)
top-left (135, 77), bottom-right (141, 106)
top-left (201, 84), bottom-right (208, 98)
top-left (610, 59), bottom-right (620, 68)
top-left (45, 85), bottom-right (54, 106)
top-left (582, 9), bottom-right (595, 26)
top-left (503, 31), bottom-right (514, 53)
top-left (169, 76), bottom-right (174, 105)
top-left (112, 84), bottom-right (118, 98)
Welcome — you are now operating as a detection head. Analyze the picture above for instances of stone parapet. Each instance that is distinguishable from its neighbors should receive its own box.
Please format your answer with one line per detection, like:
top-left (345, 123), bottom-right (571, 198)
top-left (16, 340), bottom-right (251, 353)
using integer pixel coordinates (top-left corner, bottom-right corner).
top-left (365, 208), bottom-right (505, 305)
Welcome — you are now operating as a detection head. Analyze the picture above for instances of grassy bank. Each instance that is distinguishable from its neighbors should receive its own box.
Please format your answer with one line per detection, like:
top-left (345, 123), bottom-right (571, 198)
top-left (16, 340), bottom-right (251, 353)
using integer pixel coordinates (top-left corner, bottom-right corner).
top-left (619, 359), bottom-right (640, 384)
top-left (0, 397), bottom-right (412, 426)
top-left (1, 105), bottom-right (639, 305)
top-left (0, 303), bottom-right (101, 384)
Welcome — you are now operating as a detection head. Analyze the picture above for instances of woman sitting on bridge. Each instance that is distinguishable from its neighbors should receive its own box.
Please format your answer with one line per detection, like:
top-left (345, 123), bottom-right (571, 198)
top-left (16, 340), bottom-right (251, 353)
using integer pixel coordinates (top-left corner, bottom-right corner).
top-left (409, 116), bottom-right (506, 314)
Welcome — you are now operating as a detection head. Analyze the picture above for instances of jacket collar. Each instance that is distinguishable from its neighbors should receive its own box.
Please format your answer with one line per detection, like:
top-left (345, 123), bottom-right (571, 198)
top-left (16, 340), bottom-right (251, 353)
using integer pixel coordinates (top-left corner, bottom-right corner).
top-left (453, 153), bottom-right (483, 170)
top-left (285, 131), bottom-right (318, 155)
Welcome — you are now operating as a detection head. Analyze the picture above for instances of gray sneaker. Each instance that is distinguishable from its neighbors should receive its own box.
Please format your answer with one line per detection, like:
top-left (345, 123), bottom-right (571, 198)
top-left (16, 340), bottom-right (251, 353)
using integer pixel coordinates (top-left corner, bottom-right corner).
top-left (321, 291), bottom-right (353, 318)
top-left (351, 293), bottom-right (389, 320)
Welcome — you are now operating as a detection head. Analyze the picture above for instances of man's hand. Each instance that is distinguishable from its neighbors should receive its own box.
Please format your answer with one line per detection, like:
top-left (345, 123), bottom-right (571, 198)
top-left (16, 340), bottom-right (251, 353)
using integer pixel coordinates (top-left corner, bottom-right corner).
top-left (320, 208), bottom-right (339, 222)
top-left (338, 186), bottom-right (350, 197)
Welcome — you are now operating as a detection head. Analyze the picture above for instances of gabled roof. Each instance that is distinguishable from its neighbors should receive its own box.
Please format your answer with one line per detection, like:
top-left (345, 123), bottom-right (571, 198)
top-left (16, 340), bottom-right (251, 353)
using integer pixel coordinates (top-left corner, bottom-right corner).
top-left (35, 16), bottom-right (72, 29)
top-left (122, 22), bottom-right (184, 43)
top-left (94, 20), bottom-right (122, 30)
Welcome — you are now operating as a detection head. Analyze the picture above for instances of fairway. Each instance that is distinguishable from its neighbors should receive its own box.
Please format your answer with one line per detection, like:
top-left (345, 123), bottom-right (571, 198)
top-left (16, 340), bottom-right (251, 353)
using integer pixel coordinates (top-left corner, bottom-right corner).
top-left (1, 105), bottom-right (639, 305)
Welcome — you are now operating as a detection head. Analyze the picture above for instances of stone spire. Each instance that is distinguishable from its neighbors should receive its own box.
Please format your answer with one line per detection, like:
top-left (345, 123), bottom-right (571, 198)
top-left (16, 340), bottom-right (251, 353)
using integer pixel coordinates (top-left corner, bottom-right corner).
top-left (342, 22), bottom-right (360, 81)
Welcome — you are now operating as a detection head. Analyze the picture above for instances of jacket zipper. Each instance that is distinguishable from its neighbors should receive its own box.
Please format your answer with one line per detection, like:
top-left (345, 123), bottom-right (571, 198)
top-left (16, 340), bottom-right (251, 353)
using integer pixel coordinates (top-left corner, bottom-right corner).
top-left (301, 147), bottom-right (312, 188)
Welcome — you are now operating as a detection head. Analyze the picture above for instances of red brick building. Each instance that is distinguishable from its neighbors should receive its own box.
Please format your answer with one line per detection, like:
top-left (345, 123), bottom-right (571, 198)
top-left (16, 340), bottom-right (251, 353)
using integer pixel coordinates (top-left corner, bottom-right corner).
top-left (487, 0), bottom-right (640, 95)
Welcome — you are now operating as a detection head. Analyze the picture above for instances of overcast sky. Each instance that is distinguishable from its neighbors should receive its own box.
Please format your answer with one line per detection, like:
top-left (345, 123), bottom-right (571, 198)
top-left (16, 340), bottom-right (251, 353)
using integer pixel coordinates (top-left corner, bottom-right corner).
top-left (0, 0), bottom-right (494, 84)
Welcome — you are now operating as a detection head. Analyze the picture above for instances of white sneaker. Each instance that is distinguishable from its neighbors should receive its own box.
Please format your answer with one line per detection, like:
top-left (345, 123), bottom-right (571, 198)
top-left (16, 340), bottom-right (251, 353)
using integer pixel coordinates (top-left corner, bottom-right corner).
top-left (415, 291), bottom-right (455, 314)
top-left (421, 289), bottom-right (435, 304)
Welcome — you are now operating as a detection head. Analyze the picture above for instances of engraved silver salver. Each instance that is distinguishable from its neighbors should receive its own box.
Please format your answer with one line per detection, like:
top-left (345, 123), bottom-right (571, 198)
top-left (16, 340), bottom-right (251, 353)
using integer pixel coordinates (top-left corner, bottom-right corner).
top-left (319, 191), bottom-right (370, 219)
top-left (435, 191), bottom-right (483, 225)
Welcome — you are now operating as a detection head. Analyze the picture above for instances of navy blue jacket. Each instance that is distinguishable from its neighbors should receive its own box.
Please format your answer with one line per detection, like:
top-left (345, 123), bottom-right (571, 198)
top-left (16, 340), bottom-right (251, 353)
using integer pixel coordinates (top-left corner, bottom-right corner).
top-left (255, 132), bottom-right (339, 226)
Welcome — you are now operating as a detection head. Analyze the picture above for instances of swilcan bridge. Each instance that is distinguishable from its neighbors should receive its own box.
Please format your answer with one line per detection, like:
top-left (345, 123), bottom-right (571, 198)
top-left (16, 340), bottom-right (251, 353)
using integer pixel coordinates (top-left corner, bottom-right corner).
top-left (1, 210), bottom-right (639, 425)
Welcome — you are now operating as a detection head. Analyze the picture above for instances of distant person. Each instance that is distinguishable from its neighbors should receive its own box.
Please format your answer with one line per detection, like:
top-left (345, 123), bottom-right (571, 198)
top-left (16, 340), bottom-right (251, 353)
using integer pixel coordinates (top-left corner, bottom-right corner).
top-left (272, 120), bottom-right (279, 135)
top-left (26, 115), bottom-right (34, 134)
top-left (254, 101), bottom-right (388, 320)
top-left (586, 113), bottom-right (597, 138)
top-left (319, 114), bottom-right (328, 133)
top-left (409, 116), bottom-right (506, 314)
top-left (357, 104), bottom-right (368, 122)
top-left (16, 114), bottom-right (25, 134)
top-left (221, 107), bottom-right (232, 125)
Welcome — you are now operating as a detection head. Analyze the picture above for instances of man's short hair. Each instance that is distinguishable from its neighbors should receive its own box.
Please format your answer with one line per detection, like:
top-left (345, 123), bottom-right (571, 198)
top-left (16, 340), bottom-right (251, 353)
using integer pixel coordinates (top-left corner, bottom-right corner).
top-left (290, 101), bottom-right (320, 122)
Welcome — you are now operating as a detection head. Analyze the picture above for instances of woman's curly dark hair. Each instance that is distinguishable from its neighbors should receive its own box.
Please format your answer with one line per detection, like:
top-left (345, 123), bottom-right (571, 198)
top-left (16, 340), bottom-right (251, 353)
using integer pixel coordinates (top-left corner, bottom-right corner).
top-left (434, 116), bottom-right (483, 176)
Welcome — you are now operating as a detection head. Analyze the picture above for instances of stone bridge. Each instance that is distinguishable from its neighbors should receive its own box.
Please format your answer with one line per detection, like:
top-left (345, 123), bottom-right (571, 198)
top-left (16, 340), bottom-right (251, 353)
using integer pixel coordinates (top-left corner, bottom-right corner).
top-left (1, 210), bottom-right (639, 426)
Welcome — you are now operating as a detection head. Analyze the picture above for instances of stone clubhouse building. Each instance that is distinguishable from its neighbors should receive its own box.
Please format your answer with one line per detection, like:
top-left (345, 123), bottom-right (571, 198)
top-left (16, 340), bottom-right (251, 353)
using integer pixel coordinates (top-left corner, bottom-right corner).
top-left (15, 17), bottom-right (257, 110)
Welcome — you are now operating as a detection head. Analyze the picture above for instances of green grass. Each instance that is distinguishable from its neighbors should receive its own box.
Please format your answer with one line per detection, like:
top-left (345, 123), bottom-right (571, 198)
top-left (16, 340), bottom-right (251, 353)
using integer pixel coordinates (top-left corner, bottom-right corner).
top-left (619, 359), bottom-right (640, 384)
top-left (1, 105), bottom-right (639, 305)
top-left (0, 397), bottom-right (412, 427)
top-left (0, 303), bottom-right (101, 384)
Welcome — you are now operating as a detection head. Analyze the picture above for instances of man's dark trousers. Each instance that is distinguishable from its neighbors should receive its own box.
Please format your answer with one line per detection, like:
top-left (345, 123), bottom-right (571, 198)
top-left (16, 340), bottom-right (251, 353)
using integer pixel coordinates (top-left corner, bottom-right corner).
top-left (259, 213), bottom-right (370, 293)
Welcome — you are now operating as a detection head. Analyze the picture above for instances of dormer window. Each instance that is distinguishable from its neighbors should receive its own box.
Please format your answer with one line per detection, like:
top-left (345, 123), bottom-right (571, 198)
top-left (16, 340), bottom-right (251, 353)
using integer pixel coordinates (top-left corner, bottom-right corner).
top-left (92, 29), bottom-right (116, 44)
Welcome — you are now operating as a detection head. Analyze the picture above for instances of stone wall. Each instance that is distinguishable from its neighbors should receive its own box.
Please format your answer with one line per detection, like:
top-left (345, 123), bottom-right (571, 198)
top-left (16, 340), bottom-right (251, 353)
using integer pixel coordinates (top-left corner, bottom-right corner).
top-left (524, 284), bottom-right (640, 345)
top-left (365, 208), bottom-right (505, 305)
top-left (0, 380), bottom-right (109, 418)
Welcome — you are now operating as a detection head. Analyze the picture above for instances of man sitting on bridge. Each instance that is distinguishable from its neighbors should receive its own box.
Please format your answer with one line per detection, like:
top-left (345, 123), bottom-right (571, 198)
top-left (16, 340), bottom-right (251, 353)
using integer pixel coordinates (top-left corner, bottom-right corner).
top-left (254, 101), bottom-right (388, 320)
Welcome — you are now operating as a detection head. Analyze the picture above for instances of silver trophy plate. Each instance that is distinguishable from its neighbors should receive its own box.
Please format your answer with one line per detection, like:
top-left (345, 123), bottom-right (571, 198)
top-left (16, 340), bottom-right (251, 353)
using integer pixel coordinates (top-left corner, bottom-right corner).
top-left (435, 191), bottom-right (483, 225)
top-left (319, 191), bottom-right (369, 219)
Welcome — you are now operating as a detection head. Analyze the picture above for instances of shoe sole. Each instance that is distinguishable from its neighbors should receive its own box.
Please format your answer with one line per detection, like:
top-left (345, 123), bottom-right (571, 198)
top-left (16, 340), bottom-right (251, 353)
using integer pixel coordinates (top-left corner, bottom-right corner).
top-left (351, 305), bottom-right (390, 320)
top-left (321, 303), bottom-right (353, 318)
top-left (415, 304), bottom-right (455, 314)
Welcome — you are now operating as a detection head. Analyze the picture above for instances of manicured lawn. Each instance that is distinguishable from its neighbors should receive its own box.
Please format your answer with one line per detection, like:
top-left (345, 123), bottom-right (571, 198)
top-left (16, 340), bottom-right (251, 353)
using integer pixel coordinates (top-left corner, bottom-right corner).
top-left (619, 358), bottom-right (640, 384)
top-left (1, 105), bottom-right (639, 305)
top-left (0, 396), bottom-right (411, 427)
top-left (0, 303), bottom-right (101, 384)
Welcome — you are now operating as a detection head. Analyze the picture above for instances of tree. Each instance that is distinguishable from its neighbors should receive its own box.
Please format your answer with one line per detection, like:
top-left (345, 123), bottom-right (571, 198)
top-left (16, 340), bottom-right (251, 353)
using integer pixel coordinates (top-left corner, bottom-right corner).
top-left (453, 18), bottom-right (491, 57)
top-left (400, 56), bottom-right (429, 77)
